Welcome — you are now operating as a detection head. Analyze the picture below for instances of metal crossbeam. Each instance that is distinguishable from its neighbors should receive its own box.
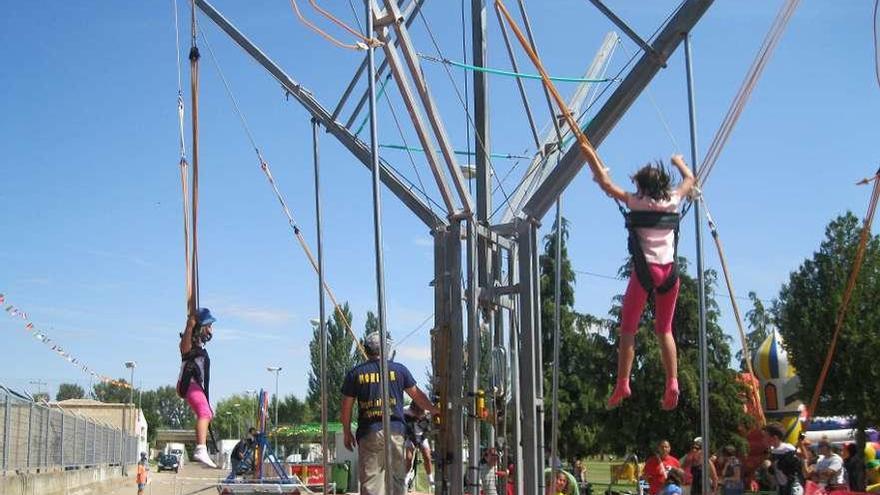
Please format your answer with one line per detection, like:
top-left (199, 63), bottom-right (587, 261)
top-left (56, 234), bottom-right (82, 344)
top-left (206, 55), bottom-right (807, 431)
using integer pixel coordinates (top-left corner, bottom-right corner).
top-left (332, 0), bottom-right (426, 123)
top-left (587, 0), bottom-right (664, 66)
top-left (501, 31), bottom-right (618, 223)
top-left (374, 23), bottom-right (458, 213)
top-left (521, 0), bottom-right (714, 221)
top-left (379, 0), bottom-right (475, 214)
top-left (194, 0), bottom-right (446, 229)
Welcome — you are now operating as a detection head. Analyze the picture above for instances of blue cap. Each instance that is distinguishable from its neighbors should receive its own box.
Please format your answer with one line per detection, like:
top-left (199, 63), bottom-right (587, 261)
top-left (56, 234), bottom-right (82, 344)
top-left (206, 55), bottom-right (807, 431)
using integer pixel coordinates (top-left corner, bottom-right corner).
top-left (664, 486), bottom-right (682, 495)
top-left (197, 307), bottom-right (216, 326)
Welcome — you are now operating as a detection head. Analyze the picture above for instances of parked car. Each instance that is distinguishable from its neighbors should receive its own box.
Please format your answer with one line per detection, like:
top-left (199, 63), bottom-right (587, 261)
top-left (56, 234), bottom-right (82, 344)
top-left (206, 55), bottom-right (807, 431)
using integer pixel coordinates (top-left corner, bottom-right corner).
top-left (157, 453), bottom-right (180, 473)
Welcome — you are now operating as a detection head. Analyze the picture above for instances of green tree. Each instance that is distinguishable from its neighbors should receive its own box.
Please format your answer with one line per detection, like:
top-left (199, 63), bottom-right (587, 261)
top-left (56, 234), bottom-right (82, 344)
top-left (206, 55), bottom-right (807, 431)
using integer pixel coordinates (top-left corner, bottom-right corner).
top-left (33, 392), bottom-right (50, 403)
top-left (307, 303), bottom-right (359, 422)
top-left (598, 258), bottom-right (752, 458)
top-left (365, 310), bottom-right (379, 336)
top-left (140, 386), bottom-right (193, 434)
top-left (278, 394), bottom-right (315, 424)
top-left (537, 218), bottom-right (611, 459)
top-left (215, 394), bottom-right (258, 439)
top-left (93, 379), bottom-right (131, 403)
top-left (736, 291), bottom-right (774, 369)
top-left (56, 383), bottom-right (85, 401)
top-left (776, 213), bottom-right (880, 437)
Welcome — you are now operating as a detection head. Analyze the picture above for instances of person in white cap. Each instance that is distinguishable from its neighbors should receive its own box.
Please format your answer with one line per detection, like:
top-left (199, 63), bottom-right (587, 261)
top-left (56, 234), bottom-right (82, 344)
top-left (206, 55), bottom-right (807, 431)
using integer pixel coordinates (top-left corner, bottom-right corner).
top-left (340, 331), bottom-right (438, 495)
top-left (682, 437), bottom-right (717, 495)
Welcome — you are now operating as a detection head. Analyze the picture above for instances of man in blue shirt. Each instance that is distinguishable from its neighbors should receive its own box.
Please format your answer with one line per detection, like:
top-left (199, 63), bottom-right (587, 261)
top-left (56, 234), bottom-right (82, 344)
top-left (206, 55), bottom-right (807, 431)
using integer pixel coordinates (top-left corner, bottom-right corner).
top-left (341, 331), bottom-right (437, 495)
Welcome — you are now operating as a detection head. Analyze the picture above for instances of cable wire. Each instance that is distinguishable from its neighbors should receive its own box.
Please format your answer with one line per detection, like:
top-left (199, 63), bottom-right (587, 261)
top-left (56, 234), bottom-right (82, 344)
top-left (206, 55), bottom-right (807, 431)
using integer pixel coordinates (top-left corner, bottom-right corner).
top-left (381, 85), bottom-right (438, 221)
top-left (394, 312), bottom-right (436, 348)
top-left (696, 0), bottom-right (801, 187)
top-left (618, 39), bottom-right (681, 152)
top-left (198, 26), bottom-right (367, 358)
top-left (807, 169), bottom-right (880, 421)
top-left (416, 7), bottom-right (517, 219)
top-left (418, 53), bottom-right (615, 83)
top-left (288, 0), bottom-right (374, 51)
top-left (874, 0), bottom-right (880, 89)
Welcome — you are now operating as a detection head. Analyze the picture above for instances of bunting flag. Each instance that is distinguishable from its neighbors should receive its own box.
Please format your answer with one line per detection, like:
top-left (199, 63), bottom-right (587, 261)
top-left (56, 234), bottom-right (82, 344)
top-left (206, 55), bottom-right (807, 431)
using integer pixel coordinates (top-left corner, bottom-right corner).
top-left (1, 292), bottom-right (132, 390)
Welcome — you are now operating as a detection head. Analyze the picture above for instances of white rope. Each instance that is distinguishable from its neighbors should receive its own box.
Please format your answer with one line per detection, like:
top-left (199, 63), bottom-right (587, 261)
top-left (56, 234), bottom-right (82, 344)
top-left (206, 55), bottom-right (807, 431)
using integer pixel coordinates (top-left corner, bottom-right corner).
top-left (172, 0), bottom-right (187, 160)
top-left (697, 0), bottom-right (801, 186)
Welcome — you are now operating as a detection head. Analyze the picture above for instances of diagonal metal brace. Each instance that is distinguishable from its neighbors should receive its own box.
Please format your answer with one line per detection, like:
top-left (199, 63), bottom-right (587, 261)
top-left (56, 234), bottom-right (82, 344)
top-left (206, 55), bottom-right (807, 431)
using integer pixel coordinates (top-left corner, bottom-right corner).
top-left (521, 0), bottom-right (715, 221)
top-left (587, 0), bottom-right (667, 67)
top-left (194, 0), bottom-right (446, 229)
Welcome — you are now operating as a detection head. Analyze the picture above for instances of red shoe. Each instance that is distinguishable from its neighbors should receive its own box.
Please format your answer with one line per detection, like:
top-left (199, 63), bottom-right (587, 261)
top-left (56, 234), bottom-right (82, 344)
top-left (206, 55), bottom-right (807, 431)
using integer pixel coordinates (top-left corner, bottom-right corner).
top-left (606, 383), bottom-right (632, 409)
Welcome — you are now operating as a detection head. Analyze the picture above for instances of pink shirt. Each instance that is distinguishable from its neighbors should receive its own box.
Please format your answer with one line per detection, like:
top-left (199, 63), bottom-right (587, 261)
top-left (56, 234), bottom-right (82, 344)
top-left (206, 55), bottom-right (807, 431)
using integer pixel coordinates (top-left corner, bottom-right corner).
top-left (626, 191), bottom-right (681, 265)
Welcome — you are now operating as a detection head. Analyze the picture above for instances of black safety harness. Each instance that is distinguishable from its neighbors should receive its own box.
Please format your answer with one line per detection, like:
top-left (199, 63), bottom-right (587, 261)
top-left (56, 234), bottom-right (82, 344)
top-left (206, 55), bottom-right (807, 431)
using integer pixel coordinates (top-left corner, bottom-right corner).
top-left (177, 346), bottom-right (211, 400)
top-left (624, 209), bottom-right (681, 294)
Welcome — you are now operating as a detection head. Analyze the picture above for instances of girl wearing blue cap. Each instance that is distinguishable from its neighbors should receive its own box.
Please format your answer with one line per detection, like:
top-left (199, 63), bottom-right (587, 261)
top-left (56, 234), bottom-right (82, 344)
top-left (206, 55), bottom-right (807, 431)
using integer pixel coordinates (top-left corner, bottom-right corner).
top-left (178, 307), bottom-right (217, 468)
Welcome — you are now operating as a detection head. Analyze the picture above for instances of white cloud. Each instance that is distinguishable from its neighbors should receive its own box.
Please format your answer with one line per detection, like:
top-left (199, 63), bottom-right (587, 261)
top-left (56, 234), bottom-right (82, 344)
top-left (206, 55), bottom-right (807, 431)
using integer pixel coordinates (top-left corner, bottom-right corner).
top-left (394, 345), bottom-right (431, 361)
top-left (214, 326), bottom-right (285, 342)
top-left (84, 248), bottom-right (152, 267)
top-left (221, 305), bottom-right (295, 326)
top-left (412, 236), bottom-right (433, 248)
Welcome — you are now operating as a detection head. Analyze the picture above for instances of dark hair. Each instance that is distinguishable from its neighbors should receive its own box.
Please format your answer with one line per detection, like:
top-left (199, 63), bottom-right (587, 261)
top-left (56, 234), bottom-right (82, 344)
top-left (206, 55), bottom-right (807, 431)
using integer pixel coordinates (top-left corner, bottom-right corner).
top-left (763, 422), bottom-right (785, 440)
top-left (667, 467), bottom-right (685, 485)
top-left (632, 161), bottom-right (673, 201)
top-left (723, 445), bottom-right (737, 457)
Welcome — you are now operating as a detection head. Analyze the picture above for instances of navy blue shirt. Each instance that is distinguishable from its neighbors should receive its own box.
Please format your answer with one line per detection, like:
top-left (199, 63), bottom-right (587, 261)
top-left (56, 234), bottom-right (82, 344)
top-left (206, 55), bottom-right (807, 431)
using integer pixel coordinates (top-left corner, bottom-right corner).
top-left (341, 360), bottom-right (416, 440)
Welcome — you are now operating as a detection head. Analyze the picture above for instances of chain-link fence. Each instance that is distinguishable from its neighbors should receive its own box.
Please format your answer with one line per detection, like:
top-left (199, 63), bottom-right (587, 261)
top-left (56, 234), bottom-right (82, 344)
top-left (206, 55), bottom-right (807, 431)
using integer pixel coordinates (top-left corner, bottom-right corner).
top-left (0, 388), bottom-right (137, 472)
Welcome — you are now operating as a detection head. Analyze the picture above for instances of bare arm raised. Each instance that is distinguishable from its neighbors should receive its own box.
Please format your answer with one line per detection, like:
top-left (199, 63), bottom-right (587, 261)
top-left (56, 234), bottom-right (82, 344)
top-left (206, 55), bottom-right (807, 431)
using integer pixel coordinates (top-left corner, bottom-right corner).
top-left (179, 315), bottom-right (197, 355)
top-left (671, 154), bottom-right (696, 198)
top-left (588, 148), bottom-right (628, 203)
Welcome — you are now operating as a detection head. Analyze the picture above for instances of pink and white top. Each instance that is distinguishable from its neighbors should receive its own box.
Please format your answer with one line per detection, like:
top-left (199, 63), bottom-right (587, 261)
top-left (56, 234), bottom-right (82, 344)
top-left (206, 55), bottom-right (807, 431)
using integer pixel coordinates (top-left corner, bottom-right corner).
top-left (626, 191), bottom-right (681, 265)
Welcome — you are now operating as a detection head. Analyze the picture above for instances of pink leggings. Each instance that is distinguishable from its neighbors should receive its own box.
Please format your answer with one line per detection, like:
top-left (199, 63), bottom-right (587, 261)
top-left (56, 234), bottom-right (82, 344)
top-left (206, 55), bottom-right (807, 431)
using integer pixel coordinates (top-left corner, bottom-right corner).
top-left (620, 263), bottom-right (680, 335)
top-left (185, 383), bottom-right (214, 420)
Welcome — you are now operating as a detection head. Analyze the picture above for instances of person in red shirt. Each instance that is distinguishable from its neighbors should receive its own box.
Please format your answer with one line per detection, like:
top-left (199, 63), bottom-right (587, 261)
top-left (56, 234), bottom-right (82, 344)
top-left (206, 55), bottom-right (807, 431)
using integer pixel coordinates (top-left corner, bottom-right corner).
top-left (643, 440), bottom-right (681, 495)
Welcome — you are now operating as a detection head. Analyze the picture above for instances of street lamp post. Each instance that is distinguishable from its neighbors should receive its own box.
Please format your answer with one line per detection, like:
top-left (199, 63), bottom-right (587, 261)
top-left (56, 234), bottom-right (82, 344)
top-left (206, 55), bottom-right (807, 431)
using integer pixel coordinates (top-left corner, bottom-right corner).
top-left (245, 389), bottom-right (257, 423)
top-left (124, 362), bottom-right (137, 405)
top-left (122, 361), bottom-right (136, 473)
top-left (233, 403), bottom-right (241, 438)
top-left (225, 411), bottom-right (233, 438)
top-left (267, 367), bottom-right (282, 428)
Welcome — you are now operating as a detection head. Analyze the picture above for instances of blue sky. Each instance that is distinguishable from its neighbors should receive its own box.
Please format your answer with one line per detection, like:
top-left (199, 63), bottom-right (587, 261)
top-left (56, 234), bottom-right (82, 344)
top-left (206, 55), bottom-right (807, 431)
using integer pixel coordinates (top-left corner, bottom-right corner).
top-left (2, 1), bottom-right (878, 405)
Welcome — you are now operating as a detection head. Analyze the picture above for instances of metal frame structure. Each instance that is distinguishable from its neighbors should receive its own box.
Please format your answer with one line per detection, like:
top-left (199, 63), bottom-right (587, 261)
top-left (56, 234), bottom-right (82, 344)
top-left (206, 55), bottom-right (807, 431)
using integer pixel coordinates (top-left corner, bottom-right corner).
top-left (193, 1), bottom-right (716, 494)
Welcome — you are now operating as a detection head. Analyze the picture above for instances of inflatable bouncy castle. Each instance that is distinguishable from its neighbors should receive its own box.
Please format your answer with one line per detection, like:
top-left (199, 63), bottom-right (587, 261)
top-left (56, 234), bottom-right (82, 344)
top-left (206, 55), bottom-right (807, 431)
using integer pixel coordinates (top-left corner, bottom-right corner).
top-left (754, 330), bottom-right (803, 444)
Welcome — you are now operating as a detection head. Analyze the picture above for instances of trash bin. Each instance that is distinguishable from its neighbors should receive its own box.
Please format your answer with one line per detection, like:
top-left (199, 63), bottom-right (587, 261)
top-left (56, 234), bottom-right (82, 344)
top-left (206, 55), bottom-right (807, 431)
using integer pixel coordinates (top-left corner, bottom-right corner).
top-left (331, 461), bottom-right (351, 493)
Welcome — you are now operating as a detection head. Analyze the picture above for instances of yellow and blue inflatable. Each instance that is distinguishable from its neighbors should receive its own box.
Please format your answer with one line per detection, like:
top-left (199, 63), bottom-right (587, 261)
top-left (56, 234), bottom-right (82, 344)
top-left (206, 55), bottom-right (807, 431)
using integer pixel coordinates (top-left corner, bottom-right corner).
top-left (753, 330), bottom-right (803, 444)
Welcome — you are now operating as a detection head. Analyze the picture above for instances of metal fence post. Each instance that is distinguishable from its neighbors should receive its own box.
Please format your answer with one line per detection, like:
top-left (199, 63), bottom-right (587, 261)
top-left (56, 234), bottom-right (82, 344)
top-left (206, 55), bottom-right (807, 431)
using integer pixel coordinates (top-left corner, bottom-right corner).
top-left (44, 408), bottom-right (49, 468)
top-left (59, 412), bottom-right (64, 468)
top-left (26, 402), bottom-right (33, 469)
top-left (2, 392), bottom-right (9, 471)
top-left (81, 418), bottom-right (86, 466)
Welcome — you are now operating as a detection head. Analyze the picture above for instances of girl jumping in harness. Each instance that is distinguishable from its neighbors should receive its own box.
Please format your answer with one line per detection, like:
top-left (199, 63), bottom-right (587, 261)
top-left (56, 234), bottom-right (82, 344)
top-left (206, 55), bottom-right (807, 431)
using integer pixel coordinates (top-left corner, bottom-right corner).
top-left (593, 154), bottom-right (695, 410)
top-left (178, 307), bottom-right (218, 467)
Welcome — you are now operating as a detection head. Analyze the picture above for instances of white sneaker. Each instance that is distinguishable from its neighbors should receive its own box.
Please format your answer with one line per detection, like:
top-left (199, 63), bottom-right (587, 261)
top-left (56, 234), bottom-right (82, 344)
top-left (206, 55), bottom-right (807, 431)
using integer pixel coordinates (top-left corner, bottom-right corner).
top-left (193, 445), bottom-right (217, 468)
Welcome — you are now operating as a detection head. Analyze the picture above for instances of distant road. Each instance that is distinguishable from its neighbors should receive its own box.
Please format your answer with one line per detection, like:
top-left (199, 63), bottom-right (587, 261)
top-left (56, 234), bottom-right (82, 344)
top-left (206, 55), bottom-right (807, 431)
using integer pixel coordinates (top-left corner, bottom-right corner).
top-left (103, 462), bottom-right (225, 495)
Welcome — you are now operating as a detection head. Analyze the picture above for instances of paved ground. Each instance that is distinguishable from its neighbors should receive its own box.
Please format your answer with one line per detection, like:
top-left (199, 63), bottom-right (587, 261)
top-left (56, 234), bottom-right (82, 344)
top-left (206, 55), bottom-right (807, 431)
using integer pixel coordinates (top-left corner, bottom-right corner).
top-left (103, 462), bottom-right (227, 495)
top-left (98, 461), bottom-right (433, 495)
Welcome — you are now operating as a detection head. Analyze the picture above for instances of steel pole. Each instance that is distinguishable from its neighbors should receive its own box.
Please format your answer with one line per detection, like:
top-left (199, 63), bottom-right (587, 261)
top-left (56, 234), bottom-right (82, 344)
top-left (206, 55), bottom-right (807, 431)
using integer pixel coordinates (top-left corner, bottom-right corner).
top-left (550, 197), bottom-right (562, 486)
top-left (465, 219), bottom-right (480, 495)
top-left (274, 372), bottom-right (280, 428)
top-left (129, 367), bottom-right (135, 405)
top-left (685, 35), bottom-right (711, 495)
top-left (313, 118), bottom-right (330, 495)
top-left (366, 2), bottom-right (395, 493)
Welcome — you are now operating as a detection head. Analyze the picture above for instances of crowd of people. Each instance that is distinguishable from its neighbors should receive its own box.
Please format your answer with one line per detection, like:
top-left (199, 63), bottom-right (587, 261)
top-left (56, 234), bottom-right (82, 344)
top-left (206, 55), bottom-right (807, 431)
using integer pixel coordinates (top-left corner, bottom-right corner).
top-left (172, 310), bottom-right (871, 495)
top-left (641, 423), bottom-right (869, 495)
